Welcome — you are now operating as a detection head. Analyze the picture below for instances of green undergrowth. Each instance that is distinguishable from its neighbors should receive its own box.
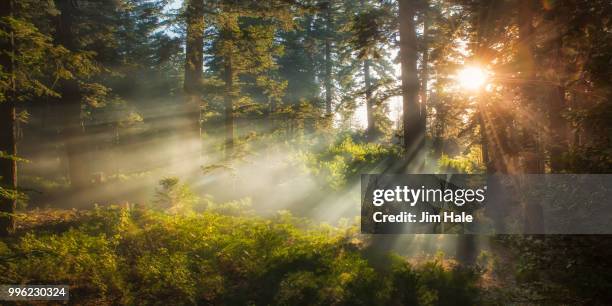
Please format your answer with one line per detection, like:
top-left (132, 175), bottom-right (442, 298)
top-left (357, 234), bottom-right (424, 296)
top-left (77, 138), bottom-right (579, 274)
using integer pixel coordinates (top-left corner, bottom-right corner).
top-left (297, 136), bottom-right (402, 190)
top-left (0, 206), bottom-right (480, 305)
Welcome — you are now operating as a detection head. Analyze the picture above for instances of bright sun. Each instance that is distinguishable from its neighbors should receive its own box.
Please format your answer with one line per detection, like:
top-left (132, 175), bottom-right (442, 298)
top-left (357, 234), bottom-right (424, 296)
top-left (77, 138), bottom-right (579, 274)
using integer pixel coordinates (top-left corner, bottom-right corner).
top-left (457, 66), bottom-right (487, 91)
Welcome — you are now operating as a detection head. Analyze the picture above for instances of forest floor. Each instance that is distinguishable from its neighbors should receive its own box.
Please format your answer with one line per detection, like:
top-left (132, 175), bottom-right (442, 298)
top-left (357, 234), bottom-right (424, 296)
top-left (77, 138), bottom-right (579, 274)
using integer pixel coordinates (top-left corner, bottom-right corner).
top-left (6, 207), bottom-right (604, 305)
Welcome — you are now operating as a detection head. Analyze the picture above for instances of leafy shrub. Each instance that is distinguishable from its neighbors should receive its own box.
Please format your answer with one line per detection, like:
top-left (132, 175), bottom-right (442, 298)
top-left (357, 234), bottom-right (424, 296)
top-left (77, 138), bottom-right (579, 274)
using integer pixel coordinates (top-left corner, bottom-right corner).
top-left (0, 207), bottom-right (482, 305)
top-left (437, 147), bottom-right (484, 174)
top-left (416, 260), bottom-right (480, 306)
top-left (298, 136), bottom-right (401, 190)
top-left (2, 230), bottom-right (127, 303)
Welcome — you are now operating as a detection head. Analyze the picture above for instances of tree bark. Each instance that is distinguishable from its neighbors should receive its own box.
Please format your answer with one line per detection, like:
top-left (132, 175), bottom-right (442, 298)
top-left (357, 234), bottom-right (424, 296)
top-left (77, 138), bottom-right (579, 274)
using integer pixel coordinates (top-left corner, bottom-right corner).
top-left (224, 56), bottom-right (234, 159)
top-left (459, 0), bottom-right (489, 263)
top-left (518, 0), bottom-right (543, 174)
top-left (419, 2), bottom-right (429, 139)
top-left (549, 84), bottom-right (567, 172)
top-left (55, 0), bottom-right (90, 190)
top-left (0, 0), bottom-right (16, 236)
top-left (364, 59), bottom-right (376, 138)
top-left (518, 0), bottom-right (544, 233)
top-left (398, 0), bottom-right (420, 154)
top-left (324, 1), bottom-right (333, 116)
top-left (456, 235), bottom-right (477, 265)
top-left (0, 101), bottom-right (16, 236)
top-left (183, 0), bottom-right (205, 142)
top-left (359, 0), bottom-right (375, 139)
top-left (548, 33), bottom-right (568, 172)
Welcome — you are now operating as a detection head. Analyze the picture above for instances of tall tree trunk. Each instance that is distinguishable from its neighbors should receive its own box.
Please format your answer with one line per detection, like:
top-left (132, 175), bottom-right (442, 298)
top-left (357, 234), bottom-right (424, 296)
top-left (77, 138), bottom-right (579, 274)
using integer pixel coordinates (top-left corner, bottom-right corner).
top-left (478, 106), bottom-right (492, 173)
top-left (324, 1), bottom-right (333, 116)
top-left (549, 85), bottom-right (567, 172)
top-left (518, 0), bottom-right (544, 233)
top-left (364, 59), bottom-right (376, 138)
top-left (359, 0), bottom-right (375, 139)
top-left (456, 235), bottom-right (477, 265)
top-left (419, 2), bottom-right (429, 139)
top-left (457, 0), bottom-right (491, 263)
top-left (0, 0), bottom-right (16, 236)
top-left (548, 34), bottom-right (568, 172)
top-left (224, 57), bottom-right (234, 159)
top-left (432, 101), bottom-right (446, 159)
top-left (55, 0), bottom-right (89, 190)
top-left (0, 101), bottom-right (16, 236)
top-left (398, 0), bottom-right (420, 155)
top-left (473, 0), bottom-right (494, 173)
top-left (518, 0), bottom-right (543, 174)
top-left (183, 0), bottom-right (205, 143)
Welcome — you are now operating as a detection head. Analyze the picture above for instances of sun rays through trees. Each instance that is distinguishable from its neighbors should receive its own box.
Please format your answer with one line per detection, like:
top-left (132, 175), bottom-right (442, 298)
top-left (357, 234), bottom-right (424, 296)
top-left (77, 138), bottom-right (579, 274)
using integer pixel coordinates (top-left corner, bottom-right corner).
top-left (0, 0), bottom-right (611, 304)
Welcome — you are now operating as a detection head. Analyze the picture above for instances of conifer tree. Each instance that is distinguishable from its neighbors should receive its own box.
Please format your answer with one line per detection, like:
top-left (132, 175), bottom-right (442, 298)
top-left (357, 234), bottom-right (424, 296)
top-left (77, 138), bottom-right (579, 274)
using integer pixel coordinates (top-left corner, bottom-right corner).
top-left (1, 0), bottom-right (97, 233)
top-left (0, 0), bottom-right (16, 235)
top-left (183, 0), bottom-right (205, 143)
top-left (54, 0), bottom-right (91, 189)
top-left (398, 0), bottom-right (420, 155)
top-left (206, 1), bottom-right (293, 158)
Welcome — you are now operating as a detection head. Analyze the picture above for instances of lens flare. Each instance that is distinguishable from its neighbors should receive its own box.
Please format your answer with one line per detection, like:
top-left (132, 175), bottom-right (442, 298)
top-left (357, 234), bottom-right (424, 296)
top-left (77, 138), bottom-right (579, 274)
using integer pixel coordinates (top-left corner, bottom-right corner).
top-left (457, 66), bottom-right (487, 91)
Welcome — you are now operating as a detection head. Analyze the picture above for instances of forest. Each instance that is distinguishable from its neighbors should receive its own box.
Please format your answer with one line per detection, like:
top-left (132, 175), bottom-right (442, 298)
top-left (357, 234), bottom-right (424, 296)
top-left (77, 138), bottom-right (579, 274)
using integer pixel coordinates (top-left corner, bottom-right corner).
top-left (0, 0), bottom-right (611, 305)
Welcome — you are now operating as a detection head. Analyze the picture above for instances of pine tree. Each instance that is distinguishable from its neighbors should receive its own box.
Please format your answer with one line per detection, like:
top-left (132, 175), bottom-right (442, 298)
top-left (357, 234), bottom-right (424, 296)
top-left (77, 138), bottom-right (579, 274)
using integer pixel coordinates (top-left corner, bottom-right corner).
top-left (54, 0), bottom-right (91, 189)
top-left (322, 0), bottom-right (334, 116)
top-left (183, 0), bottom-right (205, 143)
top-left (346, 0), bottom-right (397, 138)
top-left (205, 1), bottom-right (293, 158)
top-left (1, 0), bottom-right (96, 233)
top-left (0, 0), bottom-right (16, 236)
top-left (419, 0), bottom-right (429, 141)
top-left (398, 0), bottom-right (420, 156)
